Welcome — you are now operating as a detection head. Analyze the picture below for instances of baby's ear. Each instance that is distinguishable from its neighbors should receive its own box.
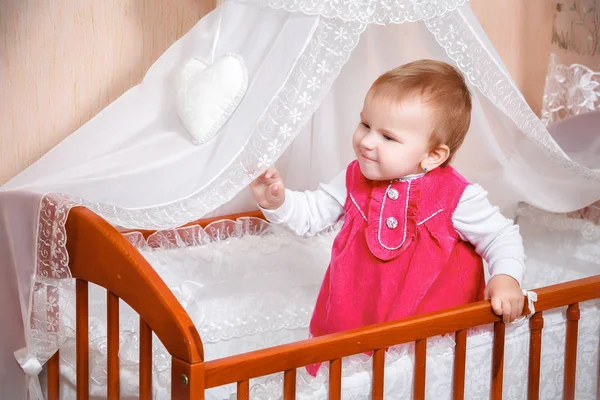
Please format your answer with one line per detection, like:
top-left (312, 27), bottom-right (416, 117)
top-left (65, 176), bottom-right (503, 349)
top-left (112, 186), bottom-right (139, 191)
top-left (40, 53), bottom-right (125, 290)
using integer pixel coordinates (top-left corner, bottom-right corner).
top-left (422, 144), bottom-right (450, 171)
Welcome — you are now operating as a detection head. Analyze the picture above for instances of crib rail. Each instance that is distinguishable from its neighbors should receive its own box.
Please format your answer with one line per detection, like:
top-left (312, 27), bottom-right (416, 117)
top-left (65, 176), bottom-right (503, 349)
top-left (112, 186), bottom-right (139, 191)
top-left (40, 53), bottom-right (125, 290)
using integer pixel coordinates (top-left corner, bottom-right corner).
top-left (203, 274), bottom-right (600, 399)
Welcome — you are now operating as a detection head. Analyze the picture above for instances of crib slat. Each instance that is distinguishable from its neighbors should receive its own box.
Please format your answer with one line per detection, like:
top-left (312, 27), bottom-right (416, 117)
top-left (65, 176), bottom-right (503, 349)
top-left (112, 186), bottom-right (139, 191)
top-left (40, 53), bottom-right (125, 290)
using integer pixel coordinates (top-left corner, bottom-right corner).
top-left (452, 329), bottom-right (467, 400)
top-left (372, 348), bottom-right (385, 400)
top-left (237, 380), bottom-right (249, 400)
top-left (490, 321), bottom-right (505, 400)
top-left (76, 279), bottom-right (89, 399)
top-left (527, 312), bottom-right (544, 400)
top-left (329, 358), bottom-right (342, 400)
top-left (564, 303), bottom-right (580, 400)
top-left (107, 291), bottom-right (120, 399)
top-left (414, 338), bottom-right (427, 400)
top-left (47, 350), bottom-right (59, 400)
top-left (283, 368), bottom-right (297, 399)
top-left (139, 318), bottom-right (153, 399)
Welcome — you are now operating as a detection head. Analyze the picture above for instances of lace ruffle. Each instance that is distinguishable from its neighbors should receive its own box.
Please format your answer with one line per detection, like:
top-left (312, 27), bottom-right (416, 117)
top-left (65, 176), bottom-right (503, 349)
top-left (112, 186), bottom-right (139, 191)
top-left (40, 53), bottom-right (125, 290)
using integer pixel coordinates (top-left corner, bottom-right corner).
top-left (28, 194), bottom-right (79, 367)
top-left (542, 53), bottom-right (600, 125)
top-left (247, 0), bottom-right (468, 24)
top-left (516, 203), bottom-right (600, 241)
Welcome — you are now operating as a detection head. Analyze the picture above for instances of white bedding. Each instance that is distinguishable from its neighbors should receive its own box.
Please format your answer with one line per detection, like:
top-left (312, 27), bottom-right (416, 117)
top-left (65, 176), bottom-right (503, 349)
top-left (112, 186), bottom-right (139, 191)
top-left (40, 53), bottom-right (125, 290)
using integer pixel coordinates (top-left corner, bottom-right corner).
top-left (46, 211), bottom-right (600, 399)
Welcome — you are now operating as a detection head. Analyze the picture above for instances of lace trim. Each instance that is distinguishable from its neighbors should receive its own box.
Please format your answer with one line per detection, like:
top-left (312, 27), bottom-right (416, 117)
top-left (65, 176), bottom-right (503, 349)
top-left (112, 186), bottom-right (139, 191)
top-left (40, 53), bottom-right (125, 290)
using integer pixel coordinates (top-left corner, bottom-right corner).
top-left (516, 203), bottom-right (600, 241)
top-left (244, 0), bottom-right (468, 24)
top-left (542, 53), bottom-right (600, 125)
top-left (29, 194), bottom-right (79, 365)
top-left (425, 11), bottom-right (600, 183)
top-left (124, 215), bottom-right (340, 252)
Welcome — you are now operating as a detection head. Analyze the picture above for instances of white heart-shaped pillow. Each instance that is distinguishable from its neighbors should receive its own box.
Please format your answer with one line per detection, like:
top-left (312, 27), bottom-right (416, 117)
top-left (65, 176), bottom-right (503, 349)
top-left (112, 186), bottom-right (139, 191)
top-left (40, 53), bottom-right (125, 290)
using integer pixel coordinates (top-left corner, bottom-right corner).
top-left (176, 53), bottom-right (248, 145)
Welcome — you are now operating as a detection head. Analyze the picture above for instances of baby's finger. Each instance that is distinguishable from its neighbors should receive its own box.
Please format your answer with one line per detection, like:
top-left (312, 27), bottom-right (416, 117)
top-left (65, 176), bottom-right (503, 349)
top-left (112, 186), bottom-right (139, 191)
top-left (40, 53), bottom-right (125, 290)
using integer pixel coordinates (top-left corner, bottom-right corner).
top-left (270, 183), bottom-right (280, 197)
top-left (264, 168), bottom-right (279, 180)
top-left (502, 299), bottom-right (512, 324)
top-left (490, 297), bottom-right (502, 316)
top-left (511, 298), bottom-right (522, 321)
top-left (517, 297), bottom-right (525, 317)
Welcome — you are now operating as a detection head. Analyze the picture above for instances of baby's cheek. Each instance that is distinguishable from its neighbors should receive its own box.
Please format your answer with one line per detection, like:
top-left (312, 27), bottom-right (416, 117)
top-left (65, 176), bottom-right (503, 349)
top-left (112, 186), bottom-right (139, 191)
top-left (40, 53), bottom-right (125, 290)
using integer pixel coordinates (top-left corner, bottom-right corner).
top-left (351, 130), bottom-right (362, 147)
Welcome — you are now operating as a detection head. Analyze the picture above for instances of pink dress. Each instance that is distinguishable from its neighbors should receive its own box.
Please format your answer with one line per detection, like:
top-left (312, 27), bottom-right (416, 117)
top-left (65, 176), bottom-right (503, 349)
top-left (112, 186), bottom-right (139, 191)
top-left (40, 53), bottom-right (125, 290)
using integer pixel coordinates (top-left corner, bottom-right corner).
top-left (307, 161), bottom-right (485, 373)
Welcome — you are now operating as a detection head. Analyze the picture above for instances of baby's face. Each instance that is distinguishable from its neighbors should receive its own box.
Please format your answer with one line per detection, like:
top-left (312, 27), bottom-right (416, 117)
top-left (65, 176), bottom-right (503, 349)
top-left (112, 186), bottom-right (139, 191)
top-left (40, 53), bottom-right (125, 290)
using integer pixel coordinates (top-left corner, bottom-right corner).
top-left (352, 93), bottom-right (433, 181)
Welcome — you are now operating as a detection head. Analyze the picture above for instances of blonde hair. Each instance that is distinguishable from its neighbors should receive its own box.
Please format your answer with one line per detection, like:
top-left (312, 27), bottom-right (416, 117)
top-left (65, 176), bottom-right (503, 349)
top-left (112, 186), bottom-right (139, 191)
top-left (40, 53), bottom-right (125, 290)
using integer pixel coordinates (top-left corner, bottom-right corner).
top-left (368, 60), bottom-right (472, 166)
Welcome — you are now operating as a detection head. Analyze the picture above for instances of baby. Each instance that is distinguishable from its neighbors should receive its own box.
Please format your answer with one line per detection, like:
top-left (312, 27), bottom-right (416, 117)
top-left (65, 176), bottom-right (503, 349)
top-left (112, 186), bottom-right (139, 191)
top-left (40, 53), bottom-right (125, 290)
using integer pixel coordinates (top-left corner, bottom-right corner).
top-left (251, 60), bottom-right (525, 348)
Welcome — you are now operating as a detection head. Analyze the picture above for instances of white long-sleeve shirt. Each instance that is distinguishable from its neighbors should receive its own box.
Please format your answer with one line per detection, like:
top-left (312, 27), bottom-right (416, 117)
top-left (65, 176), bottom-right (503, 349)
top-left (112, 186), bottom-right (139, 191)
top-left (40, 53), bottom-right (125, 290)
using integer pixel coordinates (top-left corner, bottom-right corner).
top-left (262, 169), bottom-right (526, 285)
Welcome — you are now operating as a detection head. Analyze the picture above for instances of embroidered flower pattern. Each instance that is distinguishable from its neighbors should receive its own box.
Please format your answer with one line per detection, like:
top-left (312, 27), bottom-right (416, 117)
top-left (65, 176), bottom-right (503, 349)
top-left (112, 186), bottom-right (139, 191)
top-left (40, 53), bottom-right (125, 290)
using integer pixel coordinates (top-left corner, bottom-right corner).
top-left (307, 77), bottom-right (322, 92)
top-left (289, 108), bottom-right (302, 124)
top-left (542, 53), bottom-right (600, 124)
top-left (256, 0), bottom-right (467, 24)
top-left (279, 123), bottom-right (292, 137)
top-left (298, 92), bottom-right (312, 108)
top-left (268, 139), bottom-right (282, 154)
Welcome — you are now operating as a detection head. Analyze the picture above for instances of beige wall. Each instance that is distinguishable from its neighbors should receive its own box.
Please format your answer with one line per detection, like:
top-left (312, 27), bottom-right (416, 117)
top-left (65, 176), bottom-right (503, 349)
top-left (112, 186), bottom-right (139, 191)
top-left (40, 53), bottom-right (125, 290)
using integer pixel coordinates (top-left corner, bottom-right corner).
top-left (0, 0), bottom-right (555, 185)
top-left (471, 0), bottom-right (556, 116)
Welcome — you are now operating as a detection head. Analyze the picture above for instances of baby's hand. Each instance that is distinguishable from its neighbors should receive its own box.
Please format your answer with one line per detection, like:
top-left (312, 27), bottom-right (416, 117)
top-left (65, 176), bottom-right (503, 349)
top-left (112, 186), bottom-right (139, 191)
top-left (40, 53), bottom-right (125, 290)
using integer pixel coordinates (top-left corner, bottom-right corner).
top-left (250, 168), bottom-right (285, 210)
top-left (484, 274), bottom-right (524, 324)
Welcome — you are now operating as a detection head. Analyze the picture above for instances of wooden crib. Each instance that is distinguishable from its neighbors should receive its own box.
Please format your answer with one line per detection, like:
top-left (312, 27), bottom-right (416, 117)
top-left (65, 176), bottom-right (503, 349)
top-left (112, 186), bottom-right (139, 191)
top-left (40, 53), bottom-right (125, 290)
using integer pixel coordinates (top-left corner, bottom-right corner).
top-left (44, 206), bottom-right (600, 400)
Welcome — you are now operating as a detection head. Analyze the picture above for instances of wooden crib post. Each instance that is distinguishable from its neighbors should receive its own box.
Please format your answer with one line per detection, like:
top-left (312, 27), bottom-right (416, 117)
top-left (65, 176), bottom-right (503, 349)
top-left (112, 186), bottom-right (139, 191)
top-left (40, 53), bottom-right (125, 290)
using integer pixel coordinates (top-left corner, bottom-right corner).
top-left (527, 312), bottom-right (544, 400)
top-left (563, 303), bottom-right (580, 400)
top-left (237, 380), bottom-right (249, 399)
top-left (452, 329), bottom-right (467, 400)
top-left (47, 351), bottom-right (60, 400)
top-left (140, 319), bottom-right (153, 399)
top-left (283, 368), bottom-right (297, 399)
top-left (107, 291), bottom-right (120, 399)
top-left (171, 357), bottom-right (205, 399)
top-left (76, 279), bottom-right (90, 399)
top-left (414, 338), bottom-right (427, 400)
top-left (329, 358), bottom-right (342, 399)
top-left (372, 348), bottom-right (385, 399)
top-left (490, 321), bottom-right (505, 400)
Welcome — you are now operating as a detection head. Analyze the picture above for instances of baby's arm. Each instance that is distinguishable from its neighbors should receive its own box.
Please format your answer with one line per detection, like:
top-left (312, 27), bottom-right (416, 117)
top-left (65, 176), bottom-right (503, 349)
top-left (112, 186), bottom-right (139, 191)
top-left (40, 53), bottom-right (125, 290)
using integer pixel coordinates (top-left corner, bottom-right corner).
top-left (453, 184), bottom-right (526, 323)
top-left (250, 168), bottom-right (346, 237)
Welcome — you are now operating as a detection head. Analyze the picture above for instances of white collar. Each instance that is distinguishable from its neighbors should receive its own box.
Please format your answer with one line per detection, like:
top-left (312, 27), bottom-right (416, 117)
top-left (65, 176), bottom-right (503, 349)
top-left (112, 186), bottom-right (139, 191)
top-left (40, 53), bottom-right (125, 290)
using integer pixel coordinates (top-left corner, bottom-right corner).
top-left (397, 172), bottom-right (426, 182)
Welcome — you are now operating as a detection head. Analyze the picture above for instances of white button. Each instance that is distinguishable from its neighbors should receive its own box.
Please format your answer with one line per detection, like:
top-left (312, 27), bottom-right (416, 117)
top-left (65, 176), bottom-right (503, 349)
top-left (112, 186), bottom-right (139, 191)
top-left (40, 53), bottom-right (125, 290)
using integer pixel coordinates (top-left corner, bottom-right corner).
top-left (386, 217), bottom-right (398, 229)
top-left (387, 188), bottom-right (399, 200)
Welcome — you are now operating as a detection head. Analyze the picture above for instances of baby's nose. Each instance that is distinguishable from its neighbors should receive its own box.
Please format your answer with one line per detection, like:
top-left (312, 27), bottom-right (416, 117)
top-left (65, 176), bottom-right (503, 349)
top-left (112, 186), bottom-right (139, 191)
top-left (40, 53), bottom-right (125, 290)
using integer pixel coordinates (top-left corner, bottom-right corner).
top-left (360, 136), bottom-right (375, 150)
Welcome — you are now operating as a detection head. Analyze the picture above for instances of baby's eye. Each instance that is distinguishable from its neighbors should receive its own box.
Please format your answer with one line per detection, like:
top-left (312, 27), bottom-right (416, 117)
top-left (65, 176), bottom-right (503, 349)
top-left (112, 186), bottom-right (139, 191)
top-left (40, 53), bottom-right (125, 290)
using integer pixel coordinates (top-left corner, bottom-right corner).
top-left (361, 122), bottom-right (370, 129)
top-left (383, 134), bottom-right (394, 141)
